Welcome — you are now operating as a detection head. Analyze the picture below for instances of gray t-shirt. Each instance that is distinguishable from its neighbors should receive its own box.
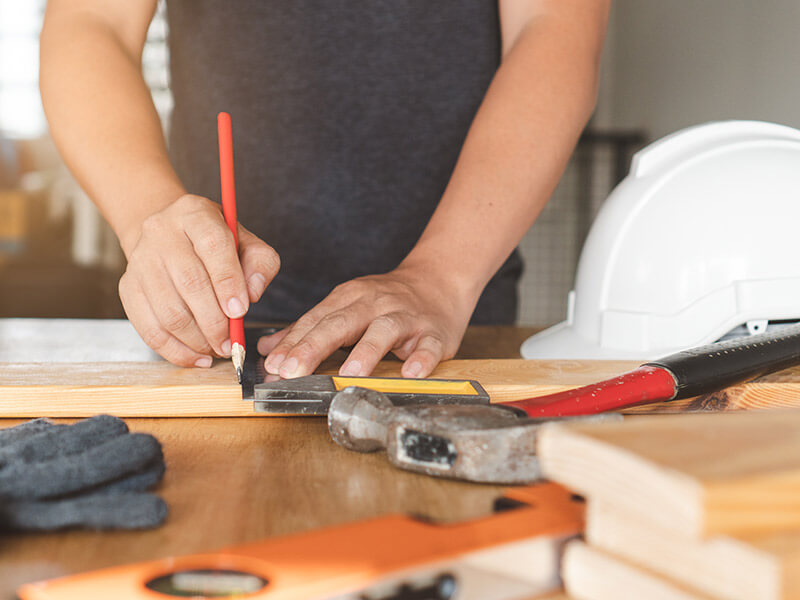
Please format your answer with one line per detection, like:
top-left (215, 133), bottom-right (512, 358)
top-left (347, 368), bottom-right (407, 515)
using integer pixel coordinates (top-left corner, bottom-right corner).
top-left (165, 0), bottom-right (522, 323)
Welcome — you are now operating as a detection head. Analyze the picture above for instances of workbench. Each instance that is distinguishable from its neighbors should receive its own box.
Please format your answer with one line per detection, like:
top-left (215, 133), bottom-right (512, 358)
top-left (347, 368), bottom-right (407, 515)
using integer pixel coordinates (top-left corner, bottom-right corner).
top-left (1, 326), bottom-right (561, 598)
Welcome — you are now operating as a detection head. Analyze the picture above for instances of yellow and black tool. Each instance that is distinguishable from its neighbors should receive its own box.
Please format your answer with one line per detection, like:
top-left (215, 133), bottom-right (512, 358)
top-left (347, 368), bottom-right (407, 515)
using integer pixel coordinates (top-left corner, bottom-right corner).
top-left (254, 375), bottom-right (489, 416)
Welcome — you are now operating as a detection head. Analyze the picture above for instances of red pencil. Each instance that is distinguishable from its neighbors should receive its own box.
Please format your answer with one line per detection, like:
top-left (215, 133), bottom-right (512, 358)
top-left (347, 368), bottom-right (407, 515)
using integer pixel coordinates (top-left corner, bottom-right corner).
top-left (217, 111), bottom-right (246, 383)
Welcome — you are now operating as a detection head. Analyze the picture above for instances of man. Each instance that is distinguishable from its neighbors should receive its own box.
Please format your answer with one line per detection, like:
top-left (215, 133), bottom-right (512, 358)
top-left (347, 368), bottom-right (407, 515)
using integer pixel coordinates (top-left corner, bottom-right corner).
top-left (40, 1), bottom-right (609, 379)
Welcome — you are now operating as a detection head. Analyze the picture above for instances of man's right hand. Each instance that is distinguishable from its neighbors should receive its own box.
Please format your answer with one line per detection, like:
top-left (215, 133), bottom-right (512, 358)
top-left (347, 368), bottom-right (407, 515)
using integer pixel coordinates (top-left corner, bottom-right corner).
top-left (118, 194), bottom-right (280, 367)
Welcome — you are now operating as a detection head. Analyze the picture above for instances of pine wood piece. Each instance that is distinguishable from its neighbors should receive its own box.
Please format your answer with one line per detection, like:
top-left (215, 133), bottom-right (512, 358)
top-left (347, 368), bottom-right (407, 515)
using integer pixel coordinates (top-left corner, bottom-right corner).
top-left (538, 411), bottom-right (800, 538)
top-left (586, 501), bottom-right (800, 600)
top-left (3, 358), bottom-right (800, 417)
top-left (0, 362), bottom-right (246, 417)
top-left (562, 541), bottom-right (714, 600)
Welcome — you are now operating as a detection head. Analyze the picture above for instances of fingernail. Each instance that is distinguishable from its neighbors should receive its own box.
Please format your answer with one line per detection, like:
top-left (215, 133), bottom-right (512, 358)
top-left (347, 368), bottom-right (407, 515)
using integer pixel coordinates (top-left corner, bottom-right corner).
top-left (404, 361), bottom-right (423, 378)
top-left (248, 273), bottom-right (267, 298)
top-left (221, 339), bottom-right (232, 356)
top-left (227, 297), bottom-right (246, 318)
top-left (279, 356), bottom-right (299, 378)
top-left (265, 353), bottom-right (284, 374)
top-left (340, 360), bottom-right (362, 376)
top-left (195, 356), bottom-right (213, 368)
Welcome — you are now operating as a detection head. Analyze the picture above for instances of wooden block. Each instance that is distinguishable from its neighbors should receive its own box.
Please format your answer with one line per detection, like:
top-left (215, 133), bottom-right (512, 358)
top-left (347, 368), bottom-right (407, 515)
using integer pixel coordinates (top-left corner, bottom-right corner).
top-left (4, 319), bottom-right (800, 417)
top-left (538, 411), bottom-right (800, 538)
top-left (0, 362), bottom-right (247, 417)
top-left (4, 358), bottom-right (800, 417)
top-left (586, 501), bottom-right (800, 600)
top-left (0, 358), bottom-right (632, 417)
top-left (562, 541), bottom-right (714, 600)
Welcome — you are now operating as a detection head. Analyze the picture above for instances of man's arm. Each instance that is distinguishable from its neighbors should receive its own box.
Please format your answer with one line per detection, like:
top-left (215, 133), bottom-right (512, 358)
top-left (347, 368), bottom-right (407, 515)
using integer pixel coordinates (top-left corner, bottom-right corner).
top-left (41, 1), bottom-right (279, 367)
top-left (259, 0), bottom-right (610, 378)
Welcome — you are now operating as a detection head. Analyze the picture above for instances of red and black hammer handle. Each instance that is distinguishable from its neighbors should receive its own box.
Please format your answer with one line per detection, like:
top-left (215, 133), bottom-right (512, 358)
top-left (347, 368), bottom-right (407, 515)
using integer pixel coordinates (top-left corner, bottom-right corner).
top-left (510, 324), bottom-right (800, 418)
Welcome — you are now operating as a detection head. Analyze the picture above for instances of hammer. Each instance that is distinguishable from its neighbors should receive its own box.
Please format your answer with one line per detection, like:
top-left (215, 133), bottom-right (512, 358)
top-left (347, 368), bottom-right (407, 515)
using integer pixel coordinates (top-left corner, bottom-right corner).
top-left (329, 323), bottom-right (800, 483)
top-left (328, 386), bottom-right (621, 484)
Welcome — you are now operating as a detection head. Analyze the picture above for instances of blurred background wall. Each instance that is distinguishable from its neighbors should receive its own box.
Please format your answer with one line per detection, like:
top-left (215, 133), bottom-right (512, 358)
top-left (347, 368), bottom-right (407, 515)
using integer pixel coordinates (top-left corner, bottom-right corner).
top-left (0, 1), bottom-right (796, 326)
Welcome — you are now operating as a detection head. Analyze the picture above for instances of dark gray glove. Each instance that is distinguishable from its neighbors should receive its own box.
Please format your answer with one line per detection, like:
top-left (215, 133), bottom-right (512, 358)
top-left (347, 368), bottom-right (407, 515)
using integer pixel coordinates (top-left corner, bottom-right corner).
top-left (0, 415), bottom-right (168, 531)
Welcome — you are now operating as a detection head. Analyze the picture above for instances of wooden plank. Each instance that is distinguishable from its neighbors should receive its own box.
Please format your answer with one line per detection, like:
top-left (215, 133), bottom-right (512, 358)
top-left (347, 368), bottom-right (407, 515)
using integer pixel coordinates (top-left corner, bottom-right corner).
top-left (586, 501), bottom-right (800, 600)
top-left (538, 411), bottom-right (800, 538)
top-left (0, 362), bottom-right (246, 417)
top-left (562, 541), bottom-right (714, 600)
top-left (4, 358), bottom-right (800, 417)
top-left (0, 359), bottom-right (634, 418)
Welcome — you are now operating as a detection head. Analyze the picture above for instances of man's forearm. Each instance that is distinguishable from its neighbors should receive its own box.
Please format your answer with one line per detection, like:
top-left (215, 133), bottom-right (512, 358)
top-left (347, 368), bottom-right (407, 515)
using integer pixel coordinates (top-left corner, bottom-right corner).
top-left (40, 4), bottom-right (185, 256)
top-left (402, 1), bottom-right (610, 304)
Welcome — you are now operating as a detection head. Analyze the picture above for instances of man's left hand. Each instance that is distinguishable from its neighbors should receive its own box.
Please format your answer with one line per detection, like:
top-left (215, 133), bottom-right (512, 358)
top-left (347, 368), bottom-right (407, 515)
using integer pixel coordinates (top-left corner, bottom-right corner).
top-left (257, 267), bottom-right (476, 379)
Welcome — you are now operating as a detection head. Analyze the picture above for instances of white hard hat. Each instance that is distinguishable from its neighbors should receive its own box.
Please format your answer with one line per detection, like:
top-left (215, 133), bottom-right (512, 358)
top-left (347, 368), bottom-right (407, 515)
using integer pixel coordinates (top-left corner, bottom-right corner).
top-left (522, 120), bottom-right (800, 360)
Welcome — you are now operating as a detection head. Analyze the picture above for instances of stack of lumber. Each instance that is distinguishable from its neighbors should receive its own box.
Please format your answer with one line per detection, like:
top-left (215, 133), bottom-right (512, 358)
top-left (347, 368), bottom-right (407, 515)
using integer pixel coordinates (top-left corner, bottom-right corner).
top-left (537, 410), bottom-right (800, 600)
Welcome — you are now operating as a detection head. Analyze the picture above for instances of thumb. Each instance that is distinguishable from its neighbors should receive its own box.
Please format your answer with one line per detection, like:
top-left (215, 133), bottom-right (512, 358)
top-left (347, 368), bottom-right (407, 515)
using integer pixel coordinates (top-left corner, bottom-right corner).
top-left (237, 224), bottom-right (280, 302)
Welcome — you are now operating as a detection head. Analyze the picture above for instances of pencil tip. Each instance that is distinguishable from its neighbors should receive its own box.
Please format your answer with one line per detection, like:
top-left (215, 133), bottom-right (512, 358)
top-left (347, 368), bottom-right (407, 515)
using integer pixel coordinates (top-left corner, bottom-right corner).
top-left (236, 366), bottom-right (243, 384)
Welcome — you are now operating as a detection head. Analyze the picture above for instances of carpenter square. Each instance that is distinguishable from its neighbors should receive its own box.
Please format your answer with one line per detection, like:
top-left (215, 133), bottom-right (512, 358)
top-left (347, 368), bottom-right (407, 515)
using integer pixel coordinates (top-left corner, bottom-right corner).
top-left (254, 375), bottom-right (489, 415)
top-left (328, 386), bottom-right (620, 484)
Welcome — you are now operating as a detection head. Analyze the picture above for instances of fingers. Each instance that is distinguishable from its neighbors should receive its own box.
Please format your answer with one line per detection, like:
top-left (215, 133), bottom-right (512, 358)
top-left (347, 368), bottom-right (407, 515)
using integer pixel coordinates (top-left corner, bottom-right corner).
top-left (162, 236), bottom-right (231, 356)
top-left (238, 225), bottom-right (280, 303)
top-left (183, 204), bottom-right (248, 319)
top-left (261, 273), bottom-right (465, 380)
top-left (263, 295), bottom-right (353, 375)
top-left (257, 328), bottom-right (290, 356)
top-left (265, 305), bottom-right (372, 378)
top-left (137, 255), bottom-right (215, 357)
top-left (401, 334), bottom-right (446, 379)
top-left (339, 313), bottom-right (411, 376)
top-left (119, 274), bottom-right (213, 368)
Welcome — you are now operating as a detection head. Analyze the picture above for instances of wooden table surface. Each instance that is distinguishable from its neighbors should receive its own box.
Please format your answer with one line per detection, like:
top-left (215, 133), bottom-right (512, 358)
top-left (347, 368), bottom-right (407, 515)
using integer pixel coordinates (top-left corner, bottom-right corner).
top-left (0, 326), bottom-right (557, 598)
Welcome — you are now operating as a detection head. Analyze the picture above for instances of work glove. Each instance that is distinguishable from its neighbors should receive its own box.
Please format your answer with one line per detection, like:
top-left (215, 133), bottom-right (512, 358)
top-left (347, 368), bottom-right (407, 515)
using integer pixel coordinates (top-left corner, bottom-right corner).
top-left (0, 415), bottom-right (167, 532)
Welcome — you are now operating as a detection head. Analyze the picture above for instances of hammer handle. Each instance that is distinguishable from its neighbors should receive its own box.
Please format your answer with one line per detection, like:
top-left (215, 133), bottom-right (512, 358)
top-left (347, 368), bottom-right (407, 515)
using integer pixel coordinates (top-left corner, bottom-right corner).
top-left (508, 366), bottom-right (676, 418)
top-left (507, 323), bottom-right (800, 418)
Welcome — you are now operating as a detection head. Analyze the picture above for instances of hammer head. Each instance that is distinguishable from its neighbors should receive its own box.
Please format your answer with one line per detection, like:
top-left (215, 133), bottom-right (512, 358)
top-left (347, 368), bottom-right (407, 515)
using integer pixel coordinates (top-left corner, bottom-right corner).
top-left (328, 386), bottom-right (619, 485)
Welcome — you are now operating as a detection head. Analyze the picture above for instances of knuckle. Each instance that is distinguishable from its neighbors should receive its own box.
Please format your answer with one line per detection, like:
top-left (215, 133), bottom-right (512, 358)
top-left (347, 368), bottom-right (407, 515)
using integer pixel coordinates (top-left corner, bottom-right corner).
top-left (210, 272), bottom-right (239, 291)
top-left (357, 338), bottom-right (382, 356)
top-left (140, 214), bottom-right (163, 236)
top-left (293, 312), bottom-right (320, 332)
top-left (196, 228), bottom-right (230, 255)
top-left (255, 248), bottom-right (280, 278)
top-left (319, 311), bottom-right (350, 332)
top-left (373, 313), bottom-right (402, 336)
top-left (422, 334), bottom-right (444, 352)
top-left (140, 326), bottom-right (170, 350)
top-left (175, 194), bottom-right (206, 212)
top-left (160, 305), bottom-right (193, 332)
top-left (331, 280), bottom-right (359, 297)
top-left (293, 339), bottom-right (320, 358)
top-left (176, 266), bottom-right (210, 295)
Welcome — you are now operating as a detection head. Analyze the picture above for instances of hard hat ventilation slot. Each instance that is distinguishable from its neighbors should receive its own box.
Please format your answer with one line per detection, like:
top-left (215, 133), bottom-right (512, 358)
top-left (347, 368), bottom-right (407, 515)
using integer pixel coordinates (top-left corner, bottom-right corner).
top-left (716, 319), bottom-right (800, 343)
